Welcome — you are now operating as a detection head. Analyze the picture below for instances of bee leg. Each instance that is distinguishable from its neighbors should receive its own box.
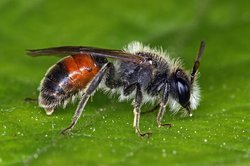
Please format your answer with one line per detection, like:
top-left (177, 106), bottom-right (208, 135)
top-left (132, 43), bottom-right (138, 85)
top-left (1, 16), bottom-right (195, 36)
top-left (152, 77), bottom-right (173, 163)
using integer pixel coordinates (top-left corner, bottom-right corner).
top-left (157, 104), bottom-right (172, 128)
top-left (157, 83), bottom-right (172, 128)
top-left (61, 63), bottom-right (111, 134)
top-left (133, 84), bottom-right (152, 137)
top-left (24, 97), bottom-right (38, 103)
top-left (141, 103), bottom-right (160, 114)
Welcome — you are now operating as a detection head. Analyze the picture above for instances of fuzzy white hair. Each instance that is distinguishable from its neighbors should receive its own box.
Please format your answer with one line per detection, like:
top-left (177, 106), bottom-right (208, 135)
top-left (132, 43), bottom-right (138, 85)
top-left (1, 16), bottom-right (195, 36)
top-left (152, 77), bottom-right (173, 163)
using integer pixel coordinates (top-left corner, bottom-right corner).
top-left (124, 41), bottom-right (201, 114)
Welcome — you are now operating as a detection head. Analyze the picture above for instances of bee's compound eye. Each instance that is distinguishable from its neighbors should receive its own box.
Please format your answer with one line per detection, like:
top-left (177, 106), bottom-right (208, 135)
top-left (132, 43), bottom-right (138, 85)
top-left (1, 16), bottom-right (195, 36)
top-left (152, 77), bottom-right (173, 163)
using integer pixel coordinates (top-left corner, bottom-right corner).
top-left (176, 78), bottom-right (190, 107)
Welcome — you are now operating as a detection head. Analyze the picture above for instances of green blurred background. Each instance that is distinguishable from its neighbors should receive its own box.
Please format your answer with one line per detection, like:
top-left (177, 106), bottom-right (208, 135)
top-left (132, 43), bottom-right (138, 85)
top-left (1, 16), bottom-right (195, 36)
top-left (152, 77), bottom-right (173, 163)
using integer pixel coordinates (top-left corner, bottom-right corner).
top-left (0, 0), bottom-right (249, 165)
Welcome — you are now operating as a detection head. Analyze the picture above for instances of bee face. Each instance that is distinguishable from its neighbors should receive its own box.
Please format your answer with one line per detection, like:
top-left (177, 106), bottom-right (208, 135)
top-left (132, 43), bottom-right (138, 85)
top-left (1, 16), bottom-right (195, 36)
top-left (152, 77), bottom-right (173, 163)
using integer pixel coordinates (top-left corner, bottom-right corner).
top-left (175, 70), bottom-right (191, 108)
top-left (170, 69), bottom-right (191, 111)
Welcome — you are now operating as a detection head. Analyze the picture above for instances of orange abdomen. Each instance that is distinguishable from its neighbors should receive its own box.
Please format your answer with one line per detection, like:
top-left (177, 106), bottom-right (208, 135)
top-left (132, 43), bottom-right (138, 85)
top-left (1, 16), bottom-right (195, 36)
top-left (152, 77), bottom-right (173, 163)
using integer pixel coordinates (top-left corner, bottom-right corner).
top-left (39, 54), bottom-right (102, 114)
top-left (63, 54), bottom-right (101, 91)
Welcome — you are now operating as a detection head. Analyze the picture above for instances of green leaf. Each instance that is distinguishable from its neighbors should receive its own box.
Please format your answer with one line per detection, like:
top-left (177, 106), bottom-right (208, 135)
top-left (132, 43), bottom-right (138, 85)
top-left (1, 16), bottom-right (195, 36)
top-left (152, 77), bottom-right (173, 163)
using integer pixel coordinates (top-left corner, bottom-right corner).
top-left (0, 0), bottom-right (249, 165)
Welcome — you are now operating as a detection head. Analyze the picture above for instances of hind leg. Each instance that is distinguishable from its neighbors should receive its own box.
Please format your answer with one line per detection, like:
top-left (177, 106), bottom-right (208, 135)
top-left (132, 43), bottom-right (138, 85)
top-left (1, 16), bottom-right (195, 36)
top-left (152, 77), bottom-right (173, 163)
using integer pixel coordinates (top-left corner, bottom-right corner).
top-left (61, 63), bottom-right (111, 134)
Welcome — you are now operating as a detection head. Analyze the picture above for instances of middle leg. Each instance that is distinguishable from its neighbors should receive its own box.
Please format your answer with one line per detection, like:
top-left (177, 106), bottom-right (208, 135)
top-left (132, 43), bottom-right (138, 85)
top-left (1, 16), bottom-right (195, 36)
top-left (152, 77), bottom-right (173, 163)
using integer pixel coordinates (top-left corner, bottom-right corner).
top-left (133, 84), bottom-right (152, 137)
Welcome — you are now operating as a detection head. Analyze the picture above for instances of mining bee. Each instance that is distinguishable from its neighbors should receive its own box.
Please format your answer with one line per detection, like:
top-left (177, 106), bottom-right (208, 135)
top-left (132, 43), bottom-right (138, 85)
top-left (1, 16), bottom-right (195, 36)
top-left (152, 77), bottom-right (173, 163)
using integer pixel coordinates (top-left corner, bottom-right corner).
top-left (27, 41), bottom-right (205, 137)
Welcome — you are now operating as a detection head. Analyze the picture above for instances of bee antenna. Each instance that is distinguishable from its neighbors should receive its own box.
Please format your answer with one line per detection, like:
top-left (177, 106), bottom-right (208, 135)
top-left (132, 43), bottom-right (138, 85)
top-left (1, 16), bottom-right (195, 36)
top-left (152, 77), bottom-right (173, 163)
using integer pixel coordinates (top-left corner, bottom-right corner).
top-left (191, 41), bottom-right (205, 84)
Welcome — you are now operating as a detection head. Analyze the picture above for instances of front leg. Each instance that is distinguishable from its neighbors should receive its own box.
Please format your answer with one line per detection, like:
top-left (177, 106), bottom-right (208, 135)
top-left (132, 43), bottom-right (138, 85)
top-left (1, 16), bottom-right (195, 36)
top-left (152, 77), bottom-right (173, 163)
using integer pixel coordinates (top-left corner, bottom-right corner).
top-left (157, 83), bottom-right (172, 128)
top-left (133, 84), bottom-right (152, 137)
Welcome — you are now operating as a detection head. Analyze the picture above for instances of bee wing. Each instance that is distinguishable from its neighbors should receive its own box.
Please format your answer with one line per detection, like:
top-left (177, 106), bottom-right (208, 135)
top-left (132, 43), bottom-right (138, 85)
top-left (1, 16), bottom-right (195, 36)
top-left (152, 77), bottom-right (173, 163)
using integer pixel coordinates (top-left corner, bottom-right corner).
top-left (27, 46), bottom-right (145, 63)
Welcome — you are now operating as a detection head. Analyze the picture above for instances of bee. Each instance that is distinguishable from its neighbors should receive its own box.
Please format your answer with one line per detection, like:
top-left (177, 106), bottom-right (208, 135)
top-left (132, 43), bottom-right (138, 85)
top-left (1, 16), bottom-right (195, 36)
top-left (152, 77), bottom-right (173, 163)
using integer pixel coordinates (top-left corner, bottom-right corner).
top-left (27, 41), bottom-right (205, 137)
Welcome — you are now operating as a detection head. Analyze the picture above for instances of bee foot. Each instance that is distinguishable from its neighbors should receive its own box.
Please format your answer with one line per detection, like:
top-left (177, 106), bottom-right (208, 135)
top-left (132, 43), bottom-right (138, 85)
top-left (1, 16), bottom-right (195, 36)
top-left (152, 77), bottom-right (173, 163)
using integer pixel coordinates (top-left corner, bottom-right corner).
top-left (137, 132), bottom-right (152, 138)
top-left (158, 123), bottom-right (172, 128)
top-left (60, 128), bottom-right (72, 135)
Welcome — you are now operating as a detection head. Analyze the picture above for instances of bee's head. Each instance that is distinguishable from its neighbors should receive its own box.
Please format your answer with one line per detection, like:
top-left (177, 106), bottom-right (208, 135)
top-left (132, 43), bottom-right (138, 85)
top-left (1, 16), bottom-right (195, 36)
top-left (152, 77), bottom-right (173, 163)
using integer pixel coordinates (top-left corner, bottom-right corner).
top-left (170, 41), bottom-right (205, 115)
top-left (172, 69), bottom-right (191, 113)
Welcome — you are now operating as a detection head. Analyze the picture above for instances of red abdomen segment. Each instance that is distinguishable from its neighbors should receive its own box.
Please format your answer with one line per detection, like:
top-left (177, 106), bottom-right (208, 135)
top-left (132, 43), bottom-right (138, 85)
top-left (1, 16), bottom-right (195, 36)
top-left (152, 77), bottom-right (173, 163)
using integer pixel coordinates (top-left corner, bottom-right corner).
top-left (39, 54), bottom-right (101, 115)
